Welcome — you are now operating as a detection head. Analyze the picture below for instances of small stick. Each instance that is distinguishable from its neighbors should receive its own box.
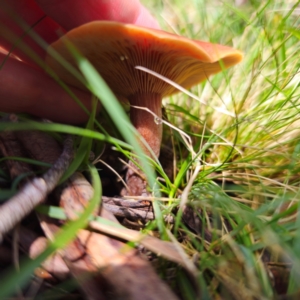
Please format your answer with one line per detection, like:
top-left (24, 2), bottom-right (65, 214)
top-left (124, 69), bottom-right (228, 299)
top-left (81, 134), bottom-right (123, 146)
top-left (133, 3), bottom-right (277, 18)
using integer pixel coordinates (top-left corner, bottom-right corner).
top-left (0, 135), bottom-right (73, 241)
top-left (103, 203), bottom-right (154, 220)
top-left (102, 196), bottom-right (152, 209)
top-left (102, 196), bottom-right (174, 223)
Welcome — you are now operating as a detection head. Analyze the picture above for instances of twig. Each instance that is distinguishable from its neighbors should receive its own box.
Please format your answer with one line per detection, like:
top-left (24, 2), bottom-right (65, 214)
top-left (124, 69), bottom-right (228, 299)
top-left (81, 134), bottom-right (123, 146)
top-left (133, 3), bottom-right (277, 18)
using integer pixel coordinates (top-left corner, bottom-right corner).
top-left (103, 203), bottom-right (154, 220)
top-left (0, 135), bottom-right (73, 241)
top-left (102, 200), bottom-right (174, 223)
top-left (102, 195), bottom-right (152, 209)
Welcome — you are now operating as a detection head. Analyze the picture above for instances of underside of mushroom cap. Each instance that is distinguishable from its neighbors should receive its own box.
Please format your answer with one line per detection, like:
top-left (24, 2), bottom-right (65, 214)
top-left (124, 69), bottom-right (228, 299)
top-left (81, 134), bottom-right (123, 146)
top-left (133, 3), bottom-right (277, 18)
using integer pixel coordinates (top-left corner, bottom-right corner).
top-left (46, 21), bottom-right (243, 99)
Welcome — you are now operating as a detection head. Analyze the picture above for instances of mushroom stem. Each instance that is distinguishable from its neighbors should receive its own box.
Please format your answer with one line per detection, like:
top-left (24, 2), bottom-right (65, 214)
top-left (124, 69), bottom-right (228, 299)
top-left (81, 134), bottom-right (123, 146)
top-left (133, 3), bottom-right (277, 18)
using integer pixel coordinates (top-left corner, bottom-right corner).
top-left (126, 93), bottom-right (162, 196)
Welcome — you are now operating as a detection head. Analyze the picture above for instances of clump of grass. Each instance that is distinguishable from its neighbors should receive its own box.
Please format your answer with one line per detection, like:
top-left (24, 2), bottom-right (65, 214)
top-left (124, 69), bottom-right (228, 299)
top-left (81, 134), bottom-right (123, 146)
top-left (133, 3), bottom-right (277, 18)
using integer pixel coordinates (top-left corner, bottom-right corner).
top-left (141, 0), bottom-right (300, 298)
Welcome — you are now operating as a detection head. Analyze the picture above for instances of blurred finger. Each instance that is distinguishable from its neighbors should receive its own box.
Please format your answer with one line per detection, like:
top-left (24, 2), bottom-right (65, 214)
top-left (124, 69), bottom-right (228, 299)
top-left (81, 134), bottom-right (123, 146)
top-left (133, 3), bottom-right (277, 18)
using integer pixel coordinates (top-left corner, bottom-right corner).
top-left (35, 0), bottom-right (160, 30)
top-left (0, 54), bottom-right (95, 124)
top-left (0, 0), bottom-right (63, 67)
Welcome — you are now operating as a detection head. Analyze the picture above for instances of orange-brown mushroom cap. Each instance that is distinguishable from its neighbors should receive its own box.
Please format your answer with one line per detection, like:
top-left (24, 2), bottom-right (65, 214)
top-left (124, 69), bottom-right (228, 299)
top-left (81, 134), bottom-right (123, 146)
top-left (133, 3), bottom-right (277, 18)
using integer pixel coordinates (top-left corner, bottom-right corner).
top-left (45, 21), bottom-right (243, 100)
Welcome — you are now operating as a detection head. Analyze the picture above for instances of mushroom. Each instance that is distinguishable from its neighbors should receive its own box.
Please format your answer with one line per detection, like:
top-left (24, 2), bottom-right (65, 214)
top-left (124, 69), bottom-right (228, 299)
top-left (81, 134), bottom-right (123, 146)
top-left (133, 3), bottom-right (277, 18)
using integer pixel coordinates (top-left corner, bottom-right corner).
top-left (46, 21), bottom-right (243, 196)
